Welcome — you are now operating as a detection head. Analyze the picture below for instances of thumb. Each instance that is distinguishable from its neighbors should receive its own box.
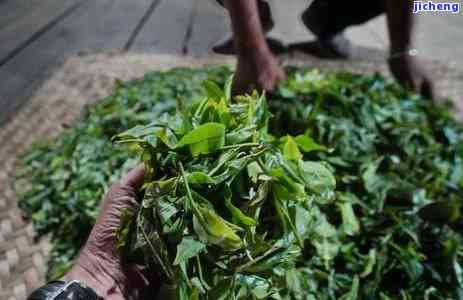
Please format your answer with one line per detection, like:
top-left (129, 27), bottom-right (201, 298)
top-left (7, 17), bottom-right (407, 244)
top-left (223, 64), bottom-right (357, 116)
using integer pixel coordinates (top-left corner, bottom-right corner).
top-left (420, 78), bottom-right (434, 100)
top-left (100, 165), bottom-right (145, 214)
top-left (120, 165), bottom-right (145, 191)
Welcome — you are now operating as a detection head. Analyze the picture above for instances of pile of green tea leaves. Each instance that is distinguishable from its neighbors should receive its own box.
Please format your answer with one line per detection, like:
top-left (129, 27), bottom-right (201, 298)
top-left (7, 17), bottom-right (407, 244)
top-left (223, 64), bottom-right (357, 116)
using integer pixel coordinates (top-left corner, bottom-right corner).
top-left (16, 66), bottom-right (463, 299)
top-left (115, 81), bottom-right (341, 299)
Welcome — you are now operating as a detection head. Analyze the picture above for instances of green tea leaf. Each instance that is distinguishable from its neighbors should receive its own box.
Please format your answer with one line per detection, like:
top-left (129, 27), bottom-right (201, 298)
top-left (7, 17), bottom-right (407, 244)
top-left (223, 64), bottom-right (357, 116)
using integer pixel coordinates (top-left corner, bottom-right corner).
top-left (203, 80), bottom-right (225, 100)
top-left (187, 172), bottom-right (216, 185)
top-left (340, 275), bottom-right (359, 300)
top-left (173, 238), bottom-right (206, 265)
top-left (313, 215), bottom-right (339, 267)
top-left (193, 206), bottom-right (243, 251)
top-left (298, 161), bottom-right (336, 194)
top-left (285, 268), bottom-right (302, 293)
top-left (360, 249), bottom-right (377, 278)
top-left (155, 127), bottom-right (178, 149)
top-left (177, 122), bottom-right (225, 156)
top-left (295, 134), bottom-right (327, 152)
top-left (224, 186), bottom-right (257, 227)
top-left (283, 136), bottom-right (302, 161)
top-left (337, 194), bottom-right (360, 236)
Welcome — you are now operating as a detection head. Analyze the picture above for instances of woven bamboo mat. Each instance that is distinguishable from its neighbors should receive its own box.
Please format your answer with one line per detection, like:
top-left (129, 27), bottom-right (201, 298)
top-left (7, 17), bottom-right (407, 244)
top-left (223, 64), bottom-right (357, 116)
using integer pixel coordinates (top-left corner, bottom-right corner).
top-left (1, 51), bottom-right (462, 300)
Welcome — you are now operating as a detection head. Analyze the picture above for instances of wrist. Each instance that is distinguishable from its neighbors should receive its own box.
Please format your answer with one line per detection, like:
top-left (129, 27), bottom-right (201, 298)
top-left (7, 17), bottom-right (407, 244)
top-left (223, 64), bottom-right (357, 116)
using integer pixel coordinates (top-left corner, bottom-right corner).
top-left (237, 43), bottom-right (274, 66)
top-left (389, 48), bottom-right (418, 61)
top-left (234, 35), bottom-right (270, 58)
top-left (63, 251), bottom-right (127, 300)
top-left (390, 40), bottom-right (414, 54)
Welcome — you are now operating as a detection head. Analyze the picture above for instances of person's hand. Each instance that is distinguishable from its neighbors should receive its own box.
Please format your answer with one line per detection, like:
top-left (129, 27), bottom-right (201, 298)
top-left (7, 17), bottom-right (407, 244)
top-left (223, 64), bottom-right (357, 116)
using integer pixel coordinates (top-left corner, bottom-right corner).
top-left (233, 48), bottom-right (286, 95)
top-left (388, 55), bottom-right (434, 100)
top-left (63, 166), bottom-right (155, 300)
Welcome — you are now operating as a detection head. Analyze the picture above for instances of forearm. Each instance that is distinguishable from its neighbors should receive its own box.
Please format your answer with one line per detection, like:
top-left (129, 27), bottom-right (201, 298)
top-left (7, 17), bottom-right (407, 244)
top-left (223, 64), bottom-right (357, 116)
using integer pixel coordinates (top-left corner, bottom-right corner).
top-left (224, 0), bottom-right (269, 56)
top-left (385, 0), bottom-right (415, 53)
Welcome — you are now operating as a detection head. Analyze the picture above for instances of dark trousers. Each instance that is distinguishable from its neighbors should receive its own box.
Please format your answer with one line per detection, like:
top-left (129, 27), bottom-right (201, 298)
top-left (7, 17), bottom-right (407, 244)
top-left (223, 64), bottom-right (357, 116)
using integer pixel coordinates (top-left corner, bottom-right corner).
top-left (217, 0), bottom-right (385, 37)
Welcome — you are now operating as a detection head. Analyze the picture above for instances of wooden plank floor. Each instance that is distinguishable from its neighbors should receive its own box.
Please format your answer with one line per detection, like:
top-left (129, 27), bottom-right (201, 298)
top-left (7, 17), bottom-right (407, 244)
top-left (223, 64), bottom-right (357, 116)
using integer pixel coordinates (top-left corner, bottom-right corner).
top-left (0, 0), bottom-right (51, 29)
top-left (0, 0), bottom-right (230, 124)
top-left (0, 0), bottom-right (82, 65)
top-left (0, 0), bottom-right (161, 124)
top-left (129, 0), bottom-right (197, 54)
top-left (187, 0), bottom-right (229, 56)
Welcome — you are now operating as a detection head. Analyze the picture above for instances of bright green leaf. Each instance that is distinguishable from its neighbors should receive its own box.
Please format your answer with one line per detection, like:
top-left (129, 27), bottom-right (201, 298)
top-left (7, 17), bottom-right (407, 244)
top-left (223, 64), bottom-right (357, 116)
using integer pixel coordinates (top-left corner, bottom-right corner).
top-left (187, 172), bottom-right (216, 185)
top-left (177, 122), bottom-right (226, 156)
top-left (193, 206), bottom-right (243, 251)
top-left (295, 135), bottom-right (327, 153)
top-left (283, 136), bottom-right (302, 161)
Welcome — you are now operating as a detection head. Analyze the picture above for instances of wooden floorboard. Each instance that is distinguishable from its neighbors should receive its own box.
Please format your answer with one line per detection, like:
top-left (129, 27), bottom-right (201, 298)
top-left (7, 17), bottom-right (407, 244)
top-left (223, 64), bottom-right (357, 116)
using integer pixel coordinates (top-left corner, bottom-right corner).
top-left (129, 0), bottom-right (195, 54)
top-left (0, 0), bottom-right (82, 64)
top-left (124, 0), bottom-right (162, 51)
top-left (0, 0), bottom-right (47, 29)
top-left (186, 0), bottom-right (229, 56)
top-left (0, 0), bottom-right (155, 125)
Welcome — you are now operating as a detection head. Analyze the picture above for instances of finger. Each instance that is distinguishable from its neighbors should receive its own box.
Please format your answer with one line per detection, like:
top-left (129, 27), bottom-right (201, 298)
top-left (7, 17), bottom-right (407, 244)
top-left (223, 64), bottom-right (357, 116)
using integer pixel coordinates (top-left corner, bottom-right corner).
top-left (421, 79), bottom-right (434, 100)
top-left (232, 82), bottom-right (253, 96)
top-left (120, 165), bottom-right (145, 191)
